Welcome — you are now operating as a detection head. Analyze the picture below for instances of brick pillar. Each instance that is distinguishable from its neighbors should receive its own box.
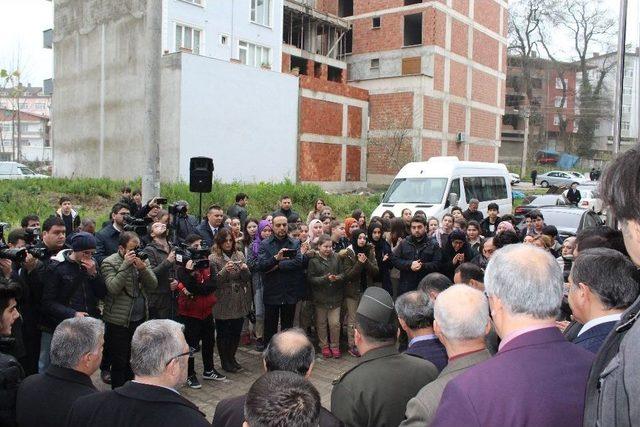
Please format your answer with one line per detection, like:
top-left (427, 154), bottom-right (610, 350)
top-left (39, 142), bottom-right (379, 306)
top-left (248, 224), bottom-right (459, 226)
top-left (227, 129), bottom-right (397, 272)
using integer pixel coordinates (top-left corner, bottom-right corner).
top-left (320, 64), bottom-right (329, 81)
top-left (282, 53), bottom-right (291, 73)
top-left (307, 60), bottom-right (315, 77)
top-left (339, 68), bottom-right (347, 83)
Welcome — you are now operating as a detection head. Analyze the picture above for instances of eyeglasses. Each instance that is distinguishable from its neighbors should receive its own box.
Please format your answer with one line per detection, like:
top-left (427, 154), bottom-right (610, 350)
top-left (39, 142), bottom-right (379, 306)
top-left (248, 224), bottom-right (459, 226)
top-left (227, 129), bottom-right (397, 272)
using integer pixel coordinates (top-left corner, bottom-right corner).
top-left (165, 349), bottom-right (193, 366)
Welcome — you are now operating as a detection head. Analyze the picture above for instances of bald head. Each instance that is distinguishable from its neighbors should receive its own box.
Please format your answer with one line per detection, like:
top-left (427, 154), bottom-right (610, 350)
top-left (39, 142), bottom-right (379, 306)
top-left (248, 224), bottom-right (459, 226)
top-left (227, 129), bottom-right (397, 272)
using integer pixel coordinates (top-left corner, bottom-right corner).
top-left (485, 244), bottom-right (563, 319)
top-left (263, 329), bottom-right (315, 376)
top-left (435, 285), bottom-right (489, 342)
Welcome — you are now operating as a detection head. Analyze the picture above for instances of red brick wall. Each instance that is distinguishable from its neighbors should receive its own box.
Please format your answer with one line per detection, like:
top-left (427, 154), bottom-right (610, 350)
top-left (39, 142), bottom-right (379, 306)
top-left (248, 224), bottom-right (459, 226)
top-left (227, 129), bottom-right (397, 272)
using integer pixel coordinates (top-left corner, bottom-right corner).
top-left (424, 97), bottom-right (443, 131)
top-left (424, 9), bottom-right (446, 49)
top-left (469, 144), bottom-right (496, 162)
top-left (449, 61), bottom-right (467, 98)
top-left (354, 0), bottom-right (405, 15)
top-left (472, 30), bottom-right (500, 69)
top-left (300, 98), bottom-right (343, 136)
top-left (470, 109), bottom-right (497, 139)
top-left (433, 54), bottom-right (445, 91)
top-left (451, 19), bottom-right (468, 57)
top-left (346, 146), bottom-right (362, 181)
top-left (474, 0), bottom-right (501, 34)
top-left (348, 106), bottom-right (362, 138)
top-left (314, 0), bottom-right (339, 15)
top-left (452, 0), bottom-right (469, 16)
top-left (471, 69), bottom-right (498, 106)
top-left (448, 103), bottom-right (466, 133)
top-left (369, 92), bottom-right (413, 130)
top-left (448, 141), bottom-right (464, 158)
top-left (300, 75), bottom-right (368, 101)
top-left (422, 138), bottom-right (442, 159)
top-left (352, 13), bottom-right (403, 54)
top-left (368, 137), bottom-right (414, 175)
top-left (299, 142), bottom-right (342, 181)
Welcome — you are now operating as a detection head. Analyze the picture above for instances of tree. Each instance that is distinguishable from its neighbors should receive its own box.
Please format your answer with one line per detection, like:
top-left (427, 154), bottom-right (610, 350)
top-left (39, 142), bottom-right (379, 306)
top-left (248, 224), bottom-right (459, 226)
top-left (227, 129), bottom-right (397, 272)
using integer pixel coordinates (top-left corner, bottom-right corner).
top-left (367, 104), bottom-right (417, 172)
top-left (0, 68), bottom-right (26, 161)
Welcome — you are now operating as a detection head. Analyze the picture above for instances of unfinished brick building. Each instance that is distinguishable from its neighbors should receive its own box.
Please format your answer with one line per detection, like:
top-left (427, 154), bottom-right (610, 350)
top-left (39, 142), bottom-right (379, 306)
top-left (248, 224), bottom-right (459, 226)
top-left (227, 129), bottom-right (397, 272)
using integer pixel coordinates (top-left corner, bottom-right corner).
top-left (342, 0), bottom-right (507, 184)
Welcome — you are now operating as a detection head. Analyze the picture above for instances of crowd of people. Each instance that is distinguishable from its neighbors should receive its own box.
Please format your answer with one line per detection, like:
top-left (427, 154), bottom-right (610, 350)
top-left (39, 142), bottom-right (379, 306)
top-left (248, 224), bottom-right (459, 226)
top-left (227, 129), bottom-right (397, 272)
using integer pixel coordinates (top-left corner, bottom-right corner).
top-left (0, 143), bottom-right (639, 426)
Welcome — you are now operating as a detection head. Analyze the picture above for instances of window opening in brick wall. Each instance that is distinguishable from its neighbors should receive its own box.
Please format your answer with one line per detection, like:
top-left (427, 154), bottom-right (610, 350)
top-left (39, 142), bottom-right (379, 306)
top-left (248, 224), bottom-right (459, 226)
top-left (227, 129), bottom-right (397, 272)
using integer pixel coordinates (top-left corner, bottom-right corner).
top-left (404, 13), bottom-right (422, 46)
top-left (404, 0), bottom-right (422, 4)
top-left (372, 17), bottom-right (381, 28)
top-left (370, 58), bottom-right (380, 69)
top-left (291, 55), bottom-right (308, 75)
top-left (338, 0), bottom-right (353, 17)
top-left (345, 29), bottom-right (353, 54)
top-left (314, 62), bottom-right (322, 78)
top-left (328, 66), bottom-right (342, 82)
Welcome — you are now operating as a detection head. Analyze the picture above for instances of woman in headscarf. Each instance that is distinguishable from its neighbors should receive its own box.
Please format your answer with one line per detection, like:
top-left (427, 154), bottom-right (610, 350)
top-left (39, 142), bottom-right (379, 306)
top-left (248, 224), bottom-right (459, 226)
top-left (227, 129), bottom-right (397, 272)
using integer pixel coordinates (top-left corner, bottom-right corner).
top-left (441, 229), bottom-right (476, 280)
top-left (368, 221), bottom-right (392, 295)
top-left (246, 220), bottom-right (272, 351)
top-left (307, 219), bottom-right (324, 250)
top-left (339, 228), bottom-right (379, 357)
top-left (344, 217), bottom-right (359, 240)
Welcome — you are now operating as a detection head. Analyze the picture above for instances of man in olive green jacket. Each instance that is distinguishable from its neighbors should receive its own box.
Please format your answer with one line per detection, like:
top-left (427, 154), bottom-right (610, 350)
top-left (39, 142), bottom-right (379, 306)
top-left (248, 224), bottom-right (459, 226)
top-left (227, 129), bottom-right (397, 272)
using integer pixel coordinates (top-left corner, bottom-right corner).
top-left (331, 287), bottom-right (438, 427)
top-left (101, 232), bottom-right (157, 389)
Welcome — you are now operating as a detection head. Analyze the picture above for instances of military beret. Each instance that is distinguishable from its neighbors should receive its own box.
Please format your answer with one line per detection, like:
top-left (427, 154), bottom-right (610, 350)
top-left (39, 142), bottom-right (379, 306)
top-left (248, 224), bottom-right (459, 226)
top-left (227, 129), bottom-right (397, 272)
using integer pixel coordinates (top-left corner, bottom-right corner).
top-left (357, 287), bottom-right (395, 324)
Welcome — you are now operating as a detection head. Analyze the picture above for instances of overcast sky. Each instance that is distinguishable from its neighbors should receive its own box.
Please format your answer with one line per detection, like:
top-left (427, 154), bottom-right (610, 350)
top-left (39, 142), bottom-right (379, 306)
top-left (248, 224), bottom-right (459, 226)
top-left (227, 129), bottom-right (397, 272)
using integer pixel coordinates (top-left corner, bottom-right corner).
top-left (0, 0), bottom-right (638, 87)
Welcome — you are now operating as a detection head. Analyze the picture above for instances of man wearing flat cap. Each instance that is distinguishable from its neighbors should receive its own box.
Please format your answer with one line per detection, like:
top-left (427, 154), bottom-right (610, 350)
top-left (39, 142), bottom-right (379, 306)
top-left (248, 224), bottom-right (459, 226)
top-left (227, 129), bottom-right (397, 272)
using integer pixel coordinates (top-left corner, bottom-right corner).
top-left (331, 287), bottom-right (438, 427)
top-left (40, 232), bottom-right (107, 371)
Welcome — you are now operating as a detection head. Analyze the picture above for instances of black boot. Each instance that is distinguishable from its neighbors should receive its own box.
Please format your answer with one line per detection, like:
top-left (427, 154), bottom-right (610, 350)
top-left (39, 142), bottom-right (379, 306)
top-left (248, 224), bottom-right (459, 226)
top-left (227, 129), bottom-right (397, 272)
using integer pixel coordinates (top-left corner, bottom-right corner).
top-left (219, 337), bottom-right (238, 373)
top-left (230, 334), bottom-right (242, 371)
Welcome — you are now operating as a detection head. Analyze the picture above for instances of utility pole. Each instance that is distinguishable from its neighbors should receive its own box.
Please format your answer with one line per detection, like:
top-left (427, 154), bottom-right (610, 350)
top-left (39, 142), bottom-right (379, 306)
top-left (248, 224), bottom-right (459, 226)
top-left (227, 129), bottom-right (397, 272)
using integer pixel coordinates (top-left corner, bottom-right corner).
top-left (612, 0), bottom-right (628, 155)
top-left (141, 0), bottom-right (162, 200)
top-left (518, 108), bottom-right (530, 178)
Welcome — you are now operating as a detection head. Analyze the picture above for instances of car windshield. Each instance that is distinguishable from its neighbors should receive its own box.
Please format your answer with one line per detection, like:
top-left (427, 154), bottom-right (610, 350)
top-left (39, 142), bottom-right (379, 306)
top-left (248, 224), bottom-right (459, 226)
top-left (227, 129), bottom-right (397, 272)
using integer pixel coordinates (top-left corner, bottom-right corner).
top-left (571, 172), bottom-right (584, 178)
top-left (383, 178), bottom-right (448, 204)
top-left (18, 167), bottom-right (35, 175)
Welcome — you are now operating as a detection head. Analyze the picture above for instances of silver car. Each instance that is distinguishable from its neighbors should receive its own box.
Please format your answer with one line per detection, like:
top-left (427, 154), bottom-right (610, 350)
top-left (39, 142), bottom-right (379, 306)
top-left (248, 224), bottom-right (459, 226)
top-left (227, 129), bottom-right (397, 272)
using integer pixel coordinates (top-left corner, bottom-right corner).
top-left (536, 171), bottom-right (587, 188)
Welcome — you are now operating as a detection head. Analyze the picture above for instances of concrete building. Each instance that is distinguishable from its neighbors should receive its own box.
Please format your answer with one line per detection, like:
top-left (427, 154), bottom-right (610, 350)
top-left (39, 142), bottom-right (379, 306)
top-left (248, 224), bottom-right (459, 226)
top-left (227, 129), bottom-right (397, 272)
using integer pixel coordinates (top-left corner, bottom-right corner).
top-left (0, 109), bottom-right (51, 162)
top-left (343, 0), bottom-right (508, 184)
top-left (0, 85), bottom-right (51, 119)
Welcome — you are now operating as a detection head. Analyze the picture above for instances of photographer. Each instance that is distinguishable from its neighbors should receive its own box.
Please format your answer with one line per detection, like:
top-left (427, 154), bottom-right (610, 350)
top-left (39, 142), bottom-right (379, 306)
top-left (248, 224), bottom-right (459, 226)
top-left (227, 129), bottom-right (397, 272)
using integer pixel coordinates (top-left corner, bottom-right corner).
top-left (169, 200), bottom-right (198, 244)
top-left (100, 231), bottom-right (157, 389)
top-left (40, 232), bottom-right (107, 372)
top-left (95, 203), bottom-right (130, 265)
top-left (175, 234), bottom-right (225, 389)
top-left (211, 229), bottom-right (252, 373)
top-left (142, 222), bottom-right (177, 319)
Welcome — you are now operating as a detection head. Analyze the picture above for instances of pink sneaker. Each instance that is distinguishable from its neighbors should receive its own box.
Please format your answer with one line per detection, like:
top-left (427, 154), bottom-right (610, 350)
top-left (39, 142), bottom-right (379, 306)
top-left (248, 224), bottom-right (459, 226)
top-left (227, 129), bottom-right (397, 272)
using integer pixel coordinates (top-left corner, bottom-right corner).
top-left (322, 347), bottom-right (332, 358)
top-left (331, 348), bottom-right (342, 358)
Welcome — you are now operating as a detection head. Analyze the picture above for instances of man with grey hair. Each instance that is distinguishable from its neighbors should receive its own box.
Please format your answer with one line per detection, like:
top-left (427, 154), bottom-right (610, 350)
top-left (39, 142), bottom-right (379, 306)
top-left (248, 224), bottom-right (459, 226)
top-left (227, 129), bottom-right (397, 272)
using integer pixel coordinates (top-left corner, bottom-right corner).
top-left (401, 285), bottom-right (491, 426)
top-left (462, 199), bottom-right (483, 223)
top-left (66, 319), bottom-right (209, 427)
top-left (396, 291), bottom-right (448, 371)
top-left (431, 244), bottom-right (595, 427)
top-left (16, 317), bottom-right (104, 427)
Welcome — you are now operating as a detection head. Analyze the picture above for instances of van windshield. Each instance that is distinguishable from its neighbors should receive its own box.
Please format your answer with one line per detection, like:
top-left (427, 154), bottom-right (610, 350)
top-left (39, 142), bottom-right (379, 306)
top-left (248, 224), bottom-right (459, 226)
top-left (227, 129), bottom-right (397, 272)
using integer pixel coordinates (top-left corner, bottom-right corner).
top-left (382, 178), bottom-right (447, 204)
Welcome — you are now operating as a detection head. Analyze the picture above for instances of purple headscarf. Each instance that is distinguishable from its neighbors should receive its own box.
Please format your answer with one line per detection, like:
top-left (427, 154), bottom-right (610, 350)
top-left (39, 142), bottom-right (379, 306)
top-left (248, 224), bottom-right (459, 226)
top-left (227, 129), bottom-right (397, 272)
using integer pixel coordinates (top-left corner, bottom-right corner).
top-left (252, 220), bottom-right (273, 257)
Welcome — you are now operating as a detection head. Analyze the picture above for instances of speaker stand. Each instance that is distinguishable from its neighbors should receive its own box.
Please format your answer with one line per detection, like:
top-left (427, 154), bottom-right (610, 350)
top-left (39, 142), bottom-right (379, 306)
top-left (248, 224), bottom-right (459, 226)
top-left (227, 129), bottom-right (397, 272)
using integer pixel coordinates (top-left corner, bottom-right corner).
top-left (198, 192), bottom-right (203, 223)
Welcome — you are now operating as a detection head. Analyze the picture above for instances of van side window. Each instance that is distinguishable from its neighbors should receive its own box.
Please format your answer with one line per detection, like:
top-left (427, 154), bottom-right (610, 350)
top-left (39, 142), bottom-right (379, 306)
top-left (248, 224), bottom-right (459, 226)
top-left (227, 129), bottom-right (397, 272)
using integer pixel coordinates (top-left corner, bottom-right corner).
top-left (463, 177), bottom-right (508, 202)
top-left (449, 178), bottom-right (460, 199)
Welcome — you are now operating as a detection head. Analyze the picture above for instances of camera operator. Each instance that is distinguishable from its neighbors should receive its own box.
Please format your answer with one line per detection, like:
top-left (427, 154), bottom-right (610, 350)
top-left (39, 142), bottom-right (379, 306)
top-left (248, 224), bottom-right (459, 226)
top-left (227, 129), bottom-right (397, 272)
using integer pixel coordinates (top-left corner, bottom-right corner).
top-left (95, 203), bottom-right (130, 266)
top-left (100, 231), bottom-right (158, 389)
top-left (20, 216), bottom-right (40, 231)
top-left (196, 204), bottom-right (225, 248)
top-left (175, 233), bottom-right (225, 388)
top-left (142, 222), bottom-right (177, 319)
top-left (169, 200), bottom-right (198, 244)
top-left (39, 232), bottom-right (107, 372)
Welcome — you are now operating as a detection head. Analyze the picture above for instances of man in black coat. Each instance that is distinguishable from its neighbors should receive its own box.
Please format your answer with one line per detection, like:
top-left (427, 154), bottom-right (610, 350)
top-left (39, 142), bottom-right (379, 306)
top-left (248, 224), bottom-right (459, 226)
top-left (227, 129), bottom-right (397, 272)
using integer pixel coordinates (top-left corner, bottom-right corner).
top-left (95, 203), bottom-right (130, 265)
top-left (66, 319), bottom-right (209, 427)
top-left (226, 193), bottom-right (249, 228)
top-left (0, 282), bottom-right (23, 427)
top-left (462, 199), bottom-right (483, 223)
top-left (271, 195), bottom-right (301, 224)
top-left (213, 329), bottom-right (342, 427)
top-left (257, 215), bottom-right (305, 344)
top-left (392, 215), bottom-right (442, 296)
top-left (196, 204), bottom-right (225, 248)
top-left (16, 317), bottom-right (103, 427)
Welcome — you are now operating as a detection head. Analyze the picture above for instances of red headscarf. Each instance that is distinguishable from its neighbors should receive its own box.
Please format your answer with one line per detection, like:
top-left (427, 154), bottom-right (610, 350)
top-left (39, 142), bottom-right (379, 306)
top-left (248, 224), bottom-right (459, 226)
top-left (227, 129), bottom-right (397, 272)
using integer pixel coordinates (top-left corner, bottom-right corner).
top-left (344, 217), bottom-right (358, 239)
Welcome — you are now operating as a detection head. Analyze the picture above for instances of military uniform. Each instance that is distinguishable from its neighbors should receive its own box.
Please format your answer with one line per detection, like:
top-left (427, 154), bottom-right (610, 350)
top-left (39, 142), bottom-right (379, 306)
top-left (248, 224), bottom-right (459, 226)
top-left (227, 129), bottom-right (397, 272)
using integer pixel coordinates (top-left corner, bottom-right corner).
top-left (330, 287), bottom-right (439, 427)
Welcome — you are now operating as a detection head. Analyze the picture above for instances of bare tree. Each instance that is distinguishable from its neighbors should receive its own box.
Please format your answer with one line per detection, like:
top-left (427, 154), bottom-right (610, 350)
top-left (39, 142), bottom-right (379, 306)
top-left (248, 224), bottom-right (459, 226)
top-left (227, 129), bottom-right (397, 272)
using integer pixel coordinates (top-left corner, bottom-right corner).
top-left (0, 68), bottom-right (26, 161)
top-left (367, 104), bottom-right (417, 172)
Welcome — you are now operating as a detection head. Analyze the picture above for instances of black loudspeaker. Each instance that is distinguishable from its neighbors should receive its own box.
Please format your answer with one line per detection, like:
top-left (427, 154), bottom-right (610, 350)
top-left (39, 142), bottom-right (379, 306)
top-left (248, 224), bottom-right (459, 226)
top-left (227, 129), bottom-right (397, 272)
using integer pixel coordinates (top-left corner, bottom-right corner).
top-left (189, 157), bottom-right (214, 193)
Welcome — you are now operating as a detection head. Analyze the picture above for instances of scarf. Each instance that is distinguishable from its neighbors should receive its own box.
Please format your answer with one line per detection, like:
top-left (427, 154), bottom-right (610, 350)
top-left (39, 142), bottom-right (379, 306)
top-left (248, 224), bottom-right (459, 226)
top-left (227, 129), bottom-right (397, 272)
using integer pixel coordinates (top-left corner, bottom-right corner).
top-left (252, 220), bottom-right (272, 257)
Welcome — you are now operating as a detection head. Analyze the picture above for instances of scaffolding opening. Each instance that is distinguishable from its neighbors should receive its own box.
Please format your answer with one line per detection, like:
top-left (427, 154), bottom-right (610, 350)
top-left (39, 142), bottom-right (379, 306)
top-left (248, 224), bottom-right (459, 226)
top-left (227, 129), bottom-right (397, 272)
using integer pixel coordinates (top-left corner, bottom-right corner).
top-left (291, 55), bottom-right (308, 75)
top-left (404, 0), bottom-right (422, 5)
top-left (404, 13), bottom-right (423, 46)
top-left (328, 66), bottom-right (343, 82)
top-left (338, 0), bottom-right (353, 17)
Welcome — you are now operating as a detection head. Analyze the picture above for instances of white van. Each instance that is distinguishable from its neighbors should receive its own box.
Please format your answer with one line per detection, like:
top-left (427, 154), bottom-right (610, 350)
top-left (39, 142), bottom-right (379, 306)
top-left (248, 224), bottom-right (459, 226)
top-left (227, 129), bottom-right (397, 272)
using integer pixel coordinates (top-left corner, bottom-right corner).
top-left (0, 162), bottom-right (49, 179)
top-left (371, 157), bottom-right (512, 220)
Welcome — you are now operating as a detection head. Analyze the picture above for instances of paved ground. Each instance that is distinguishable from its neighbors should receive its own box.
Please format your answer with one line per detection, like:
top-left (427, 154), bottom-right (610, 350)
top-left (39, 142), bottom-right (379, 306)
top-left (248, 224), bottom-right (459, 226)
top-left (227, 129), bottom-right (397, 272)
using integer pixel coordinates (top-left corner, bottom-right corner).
top-left (94, 343), bottom-right (359, 424)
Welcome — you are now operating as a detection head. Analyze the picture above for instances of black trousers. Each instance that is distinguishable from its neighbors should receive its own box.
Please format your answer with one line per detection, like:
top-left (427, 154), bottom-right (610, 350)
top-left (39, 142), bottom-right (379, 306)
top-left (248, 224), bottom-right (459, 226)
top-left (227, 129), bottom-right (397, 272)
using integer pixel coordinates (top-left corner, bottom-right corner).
top-left (264, 303), bottom-right (296, 345)
top-left (216, 318), bottom-right (244, 365)
top-left (182, 315), bottom-right (215, 376)
top-left (105, 320), bottom-right (143, 389)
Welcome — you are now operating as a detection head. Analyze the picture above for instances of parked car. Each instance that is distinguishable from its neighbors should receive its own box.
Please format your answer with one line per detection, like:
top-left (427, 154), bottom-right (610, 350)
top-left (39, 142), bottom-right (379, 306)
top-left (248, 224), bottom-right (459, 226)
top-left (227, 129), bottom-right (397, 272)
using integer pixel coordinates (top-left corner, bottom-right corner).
top-left (562, 186), bottom-right (604, 214)
top-left (536, 171), bottom-right (588, 188)
top-left (509, 173), bottom-right (520, 185)
top-left (0, 162), bottom-right (49, 179)
top-left (514, 194), bottom-right (571, 220)
top-left (517, 206), bottom-right (603, 239)
top-left (569, 171), bottom-right (587, 180)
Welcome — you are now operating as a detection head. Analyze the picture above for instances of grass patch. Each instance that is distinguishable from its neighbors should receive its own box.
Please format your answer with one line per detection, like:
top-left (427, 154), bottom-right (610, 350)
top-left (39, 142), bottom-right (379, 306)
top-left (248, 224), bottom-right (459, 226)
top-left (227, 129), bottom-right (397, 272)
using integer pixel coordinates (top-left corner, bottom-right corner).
top-left (0, 178), bottom-right (381, 228)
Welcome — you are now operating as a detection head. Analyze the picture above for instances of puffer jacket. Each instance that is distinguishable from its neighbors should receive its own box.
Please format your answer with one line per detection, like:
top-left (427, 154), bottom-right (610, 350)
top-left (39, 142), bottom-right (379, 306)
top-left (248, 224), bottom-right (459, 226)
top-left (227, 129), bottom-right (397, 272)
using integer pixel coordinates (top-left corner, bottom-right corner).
top-left (40, 249), bottom-right (107, 332)
top-left (391, 235), bottom-right (442, 295)
top-left (0, 339), bottom-right (24, 427)
top-left (100, 252), bottom-right (158, 327)
top-left (211, 251), bottom-right (252, 320)
top-left (339, 245), bottom-right (379, 299)
top-left (176, 264), bottom-right (217, 320)
top-left (307, 253), bottom-right (344, 309)
top-left (142, 241), bottom-right (175, 295)
top-left (257, 235), bottom-right (306, 305)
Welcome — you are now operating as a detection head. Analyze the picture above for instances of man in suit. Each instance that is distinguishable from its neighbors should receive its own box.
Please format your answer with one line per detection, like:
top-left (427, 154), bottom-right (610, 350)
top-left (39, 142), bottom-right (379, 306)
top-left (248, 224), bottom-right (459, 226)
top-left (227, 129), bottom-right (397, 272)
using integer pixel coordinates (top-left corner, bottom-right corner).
top-left (16, 317), bottom-right (102, 427)
top-left (568, 247), bottom-right (639, 353)
top-left (401, 285), bottom-right (492, 426)
top-left (212, 328), bottom-right (342, 427)
top-left (196, 204), bottom-right (224, 248)
top-left (395, 291), bottom-right (448, 371)
top-left (431, 244), bottom-right (595, 427)
top-left (66, 319), bottom-right (209, 427)
top-left (331, 287), bottom-right (438, 427)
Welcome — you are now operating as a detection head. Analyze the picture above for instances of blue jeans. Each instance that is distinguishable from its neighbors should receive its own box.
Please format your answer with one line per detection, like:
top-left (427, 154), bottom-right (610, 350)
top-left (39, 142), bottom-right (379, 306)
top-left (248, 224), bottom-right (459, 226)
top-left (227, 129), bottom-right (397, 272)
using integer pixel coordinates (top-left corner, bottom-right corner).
top-left (38, 332), bottom-right (52, 373)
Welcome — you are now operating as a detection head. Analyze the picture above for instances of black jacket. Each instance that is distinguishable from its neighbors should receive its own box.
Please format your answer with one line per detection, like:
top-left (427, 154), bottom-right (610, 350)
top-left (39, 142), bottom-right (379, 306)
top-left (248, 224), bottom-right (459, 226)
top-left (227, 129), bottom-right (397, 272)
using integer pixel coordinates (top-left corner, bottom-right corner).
top-left (142, 241), bottom-right (175, 295)
top-left (195, 221), bottom-right (222, 248)
top-left (16, 364), bottom-right (96, 427)
top-left (213, 394), bottom-right (343, 427)
top-left (271, 208), bottom-right (301, 224)
top-left (95, 223), bottom-right (121, 265)
top-left (40, 249), bottom-right (107, 332)
top-left (257, 235), bottom-right (305, 305)
top-left (462, 209), bottom-right (484, 223)
top-left (480, 216), bottom-right (501, 238)
top-left (171, 215), bottom-right (199, 244)
top-left (391, 235), bottom-right (442, 295)
top-left (226, 204), bottom-right (248, 227)
top-left (440, 241), bottom-right (477, 280)
top-left (566, 188), bottom-right (582, 205)
top-left (0, 339), bottom-right (24, 427)
top-left (66, 381), bottom-right (209, 427)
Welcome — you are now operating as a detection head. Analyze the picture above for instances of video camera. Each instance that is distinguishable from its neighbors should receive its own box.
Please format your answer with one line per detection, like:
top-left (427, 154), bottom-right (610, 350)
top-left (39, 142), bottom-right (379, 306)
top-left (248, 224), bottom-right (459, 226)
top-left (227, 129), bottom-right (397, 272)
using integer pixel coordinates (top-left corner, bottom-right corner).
top-left (174, 243), bottom-right (210, 270)
top-left (133, 248), bottom-right (149, 261)
top-left (123, 215), bottom-right (153, 236)
top-left (0, 223), bottom-right (47, 263)
top-left (168, 202), bottom-right (188, 218)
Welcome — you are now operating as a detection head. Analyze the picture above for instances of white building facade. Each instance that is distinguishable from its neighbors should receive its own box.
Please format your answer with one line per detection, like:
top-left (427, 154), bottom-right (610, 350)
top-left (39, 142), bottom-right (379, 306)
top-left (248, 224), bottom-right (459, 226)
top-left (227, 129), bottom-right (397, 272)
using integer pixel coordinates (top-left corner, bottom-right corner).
top-left (162, 0), bottom-right (283, 72)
